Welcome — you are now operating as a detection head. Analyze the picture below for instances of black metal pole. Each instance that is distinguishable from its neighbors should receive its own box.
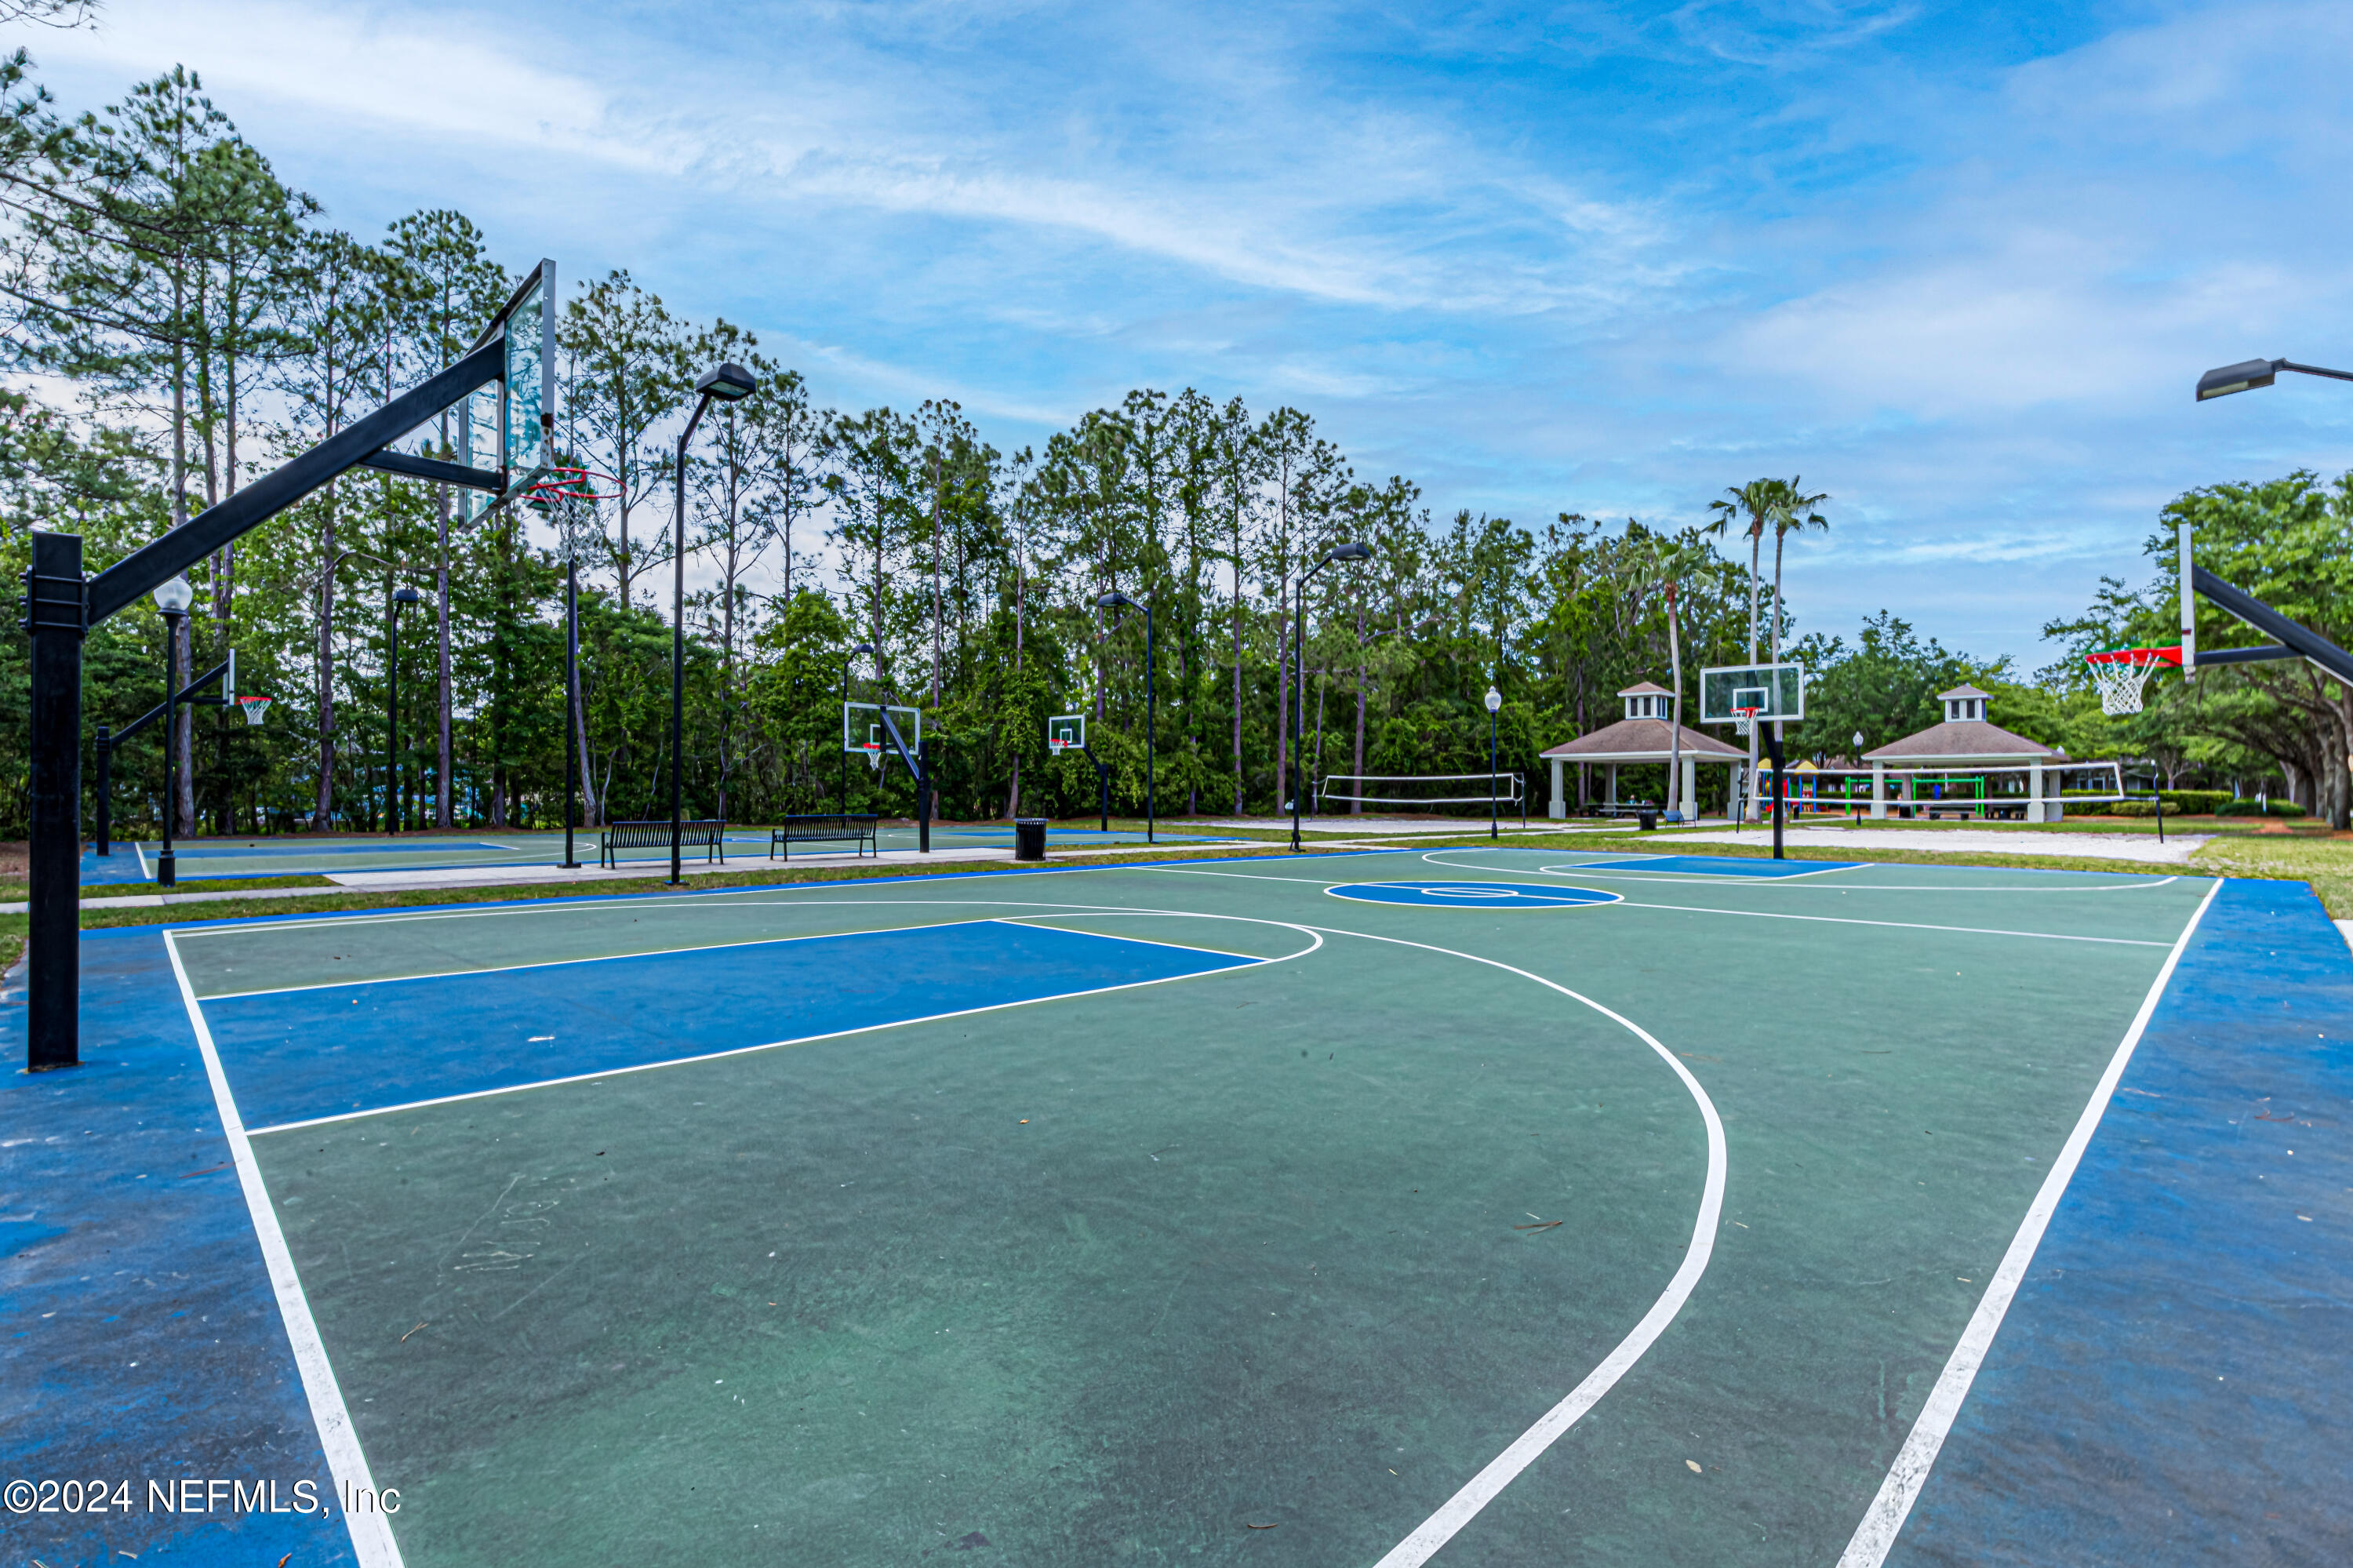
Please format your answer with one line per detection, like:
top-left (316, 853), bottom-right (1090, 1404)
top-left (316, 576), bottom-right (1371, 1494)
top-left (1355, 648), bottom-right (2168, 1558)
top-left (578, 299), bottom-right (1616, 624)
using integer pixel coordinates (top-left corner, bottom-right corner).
top-left (1490, 706), bottom-right (1499, 840)
top-left (2155, 773), bottom-right (2166, 845)
top-left (1098, 755), bottom-right (1109, 832)
top-left (386, 595), bottom-right (400, 837)
top-left (671, 396), bottom-right (711, 886)
top-left (839, 657), bottom-right (850, 811)
top-left (95, 727), bottom-right (111, 856)
top-left (158, 608), bottom-right (182, 886)
top-left (562, 558), bottom-right (580, 868)
top-left (1134, 602), bottom-right (1144, 842)
top-left (1291, 577), bottom-right (1306, 852)
top-left (25, 531), bottom-right (85, 1071)
top-left (1768, 724), bottom-right (1787, 860)
top-left (918, 736), bottom-right (932, 854)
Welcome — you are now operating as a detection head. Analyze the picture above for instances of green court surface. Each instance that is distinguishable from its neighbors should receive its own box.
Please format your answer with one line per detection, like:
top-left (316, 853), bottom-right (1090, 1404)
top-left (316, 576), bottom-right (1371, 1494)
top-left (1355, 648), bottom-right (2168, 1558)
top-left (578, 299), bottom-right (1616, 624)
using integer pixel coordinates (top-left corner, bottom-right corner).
top-left (142, 846), bottom-right (2228, 1564)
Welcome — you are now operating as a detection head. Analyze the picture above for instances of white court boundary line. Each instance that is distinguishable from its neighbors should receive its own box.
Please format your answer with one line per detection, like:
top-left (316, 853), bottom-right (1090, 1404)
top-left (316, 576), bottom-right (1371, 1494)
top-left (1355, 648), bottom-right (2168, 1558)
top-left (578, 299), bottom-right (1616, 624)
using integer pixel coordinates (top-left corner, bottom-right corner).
top-left (1163, 857), bottom-right (2171, 946)
top-left (133, 839), bottom-right (150, 879)
top-left (1424, 849), bottom-right (2183, 893)
top-left (1311, 922), bottom-right (1726, 1568)
top-left (163, 930), bottom-right (404, 1568)
top-left (242, 916), bottom-right (1317, 1135)
top-left (179, 879), bottom-right (1721, 1561)
top-left (1835, 875), bottom-right (2223, 1566)
top-left (1614, 900), bottom-right (2170, 947)
top-left (198, 910), bottom-right (1009, 1001)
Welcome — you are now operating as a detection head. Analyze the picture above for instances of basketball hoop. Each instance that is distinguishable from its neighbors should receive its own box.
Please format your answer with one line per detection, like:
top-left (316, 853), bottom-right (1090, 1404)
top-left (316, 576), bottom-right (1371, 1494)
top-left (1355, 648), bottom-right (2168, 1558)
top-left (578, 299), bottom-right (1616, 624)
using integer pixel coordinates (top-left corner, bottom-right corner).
top-left (863, 741), bottom-right (883, 771)
top-left (236, 696), bottom-right (272, 727)
top-left (1047, 739), bottom-right (1070, 757)
top-left (2083, 645), bottom-right (2180, 716)
top-left (1733, 705), bottom-right (1760, 738)
top-left (523, 464), bottom-right (616, 558)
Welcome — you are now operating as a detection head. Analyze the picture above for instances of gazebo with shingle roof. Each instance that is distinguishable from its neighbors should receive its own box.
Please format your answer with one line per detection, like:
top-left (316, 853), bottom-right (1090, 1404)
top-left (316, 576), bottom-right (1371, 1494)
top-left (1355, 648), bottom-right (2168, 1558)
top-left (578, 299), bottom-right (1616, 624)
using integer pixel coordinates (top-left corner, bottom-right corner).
top-left (1860, 685), bottom-right (2065, 821)
top-left (1540, 682), bottom-right (1746, 818)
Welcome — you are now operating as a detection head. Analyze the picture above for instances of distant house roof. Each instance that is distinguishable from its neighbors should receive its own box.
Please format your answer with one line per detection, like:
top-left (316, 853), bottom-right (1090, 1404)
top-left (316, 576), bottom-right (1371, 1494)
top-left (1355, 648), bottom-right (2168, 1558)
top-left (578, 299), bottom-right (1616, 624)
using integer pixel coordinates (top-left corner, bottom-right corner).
top-left (1938, 684), bottom-right (1992, 700)
top-left (1862, 720), bottom-right (2057, 763)
top-left (1617, 681), bottom-right (1673, 697)
top-left (1543, 719), bottom-right (1747, 763)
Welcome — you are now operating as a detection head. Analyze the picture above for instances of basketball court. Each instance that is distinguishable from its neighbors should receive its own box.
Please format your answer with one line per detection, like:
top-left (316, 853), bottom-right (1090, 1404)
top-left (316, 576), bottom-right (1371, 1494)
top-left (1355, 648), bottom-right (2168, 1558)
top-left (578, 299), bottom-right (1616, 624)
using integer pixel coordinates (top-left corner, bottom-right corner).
top-left (11, 845), bottom-right (2349, 1566)
top-left (75, 824), bottom-right (1244, 886)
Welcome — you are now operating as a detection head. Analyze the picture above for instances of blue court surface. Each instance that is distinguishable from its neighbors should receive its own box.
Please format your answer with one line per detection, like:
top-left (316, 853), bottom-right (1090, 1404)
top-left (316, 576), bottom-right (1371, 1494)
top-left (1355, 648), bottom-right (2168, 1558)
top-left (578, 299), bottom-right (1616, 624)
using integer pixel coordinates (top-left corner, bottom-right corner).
top-left (6, 846), bottom-right (2350, 1566)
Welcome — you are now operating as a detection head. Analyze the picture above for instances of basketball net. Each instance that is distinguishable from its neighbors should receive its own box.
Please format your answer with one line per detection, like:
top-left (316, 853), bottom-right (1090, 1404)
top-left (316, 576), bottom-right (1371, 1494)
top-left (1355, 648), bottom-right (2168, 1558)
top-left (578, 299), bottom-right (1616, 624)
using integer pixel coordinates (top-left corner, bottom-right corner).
top-left (1733, 705), bottom-right (1759, 738)
top-left (525, 465), bottom-right (615, 562)
top-left (2083, 646), bottom-right (2178, 716)
top-left (237, 696), bottom-right (271, 727)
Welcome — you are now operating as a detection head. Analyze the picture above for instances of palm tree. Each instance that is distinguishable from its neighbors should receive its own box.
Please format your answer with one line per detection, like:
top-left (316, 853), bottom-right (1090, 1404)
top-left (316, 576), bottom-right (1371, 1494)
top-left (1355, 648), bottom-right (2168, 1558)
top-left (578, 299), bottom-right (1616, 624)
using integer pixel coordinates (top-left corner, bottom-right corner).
top-left (1766, 479), bottom-right (1829, 662)
top-left (1644, 532), bottom-right (1707, 818)
top-left (1705, 478), bottom-right (1787, 661)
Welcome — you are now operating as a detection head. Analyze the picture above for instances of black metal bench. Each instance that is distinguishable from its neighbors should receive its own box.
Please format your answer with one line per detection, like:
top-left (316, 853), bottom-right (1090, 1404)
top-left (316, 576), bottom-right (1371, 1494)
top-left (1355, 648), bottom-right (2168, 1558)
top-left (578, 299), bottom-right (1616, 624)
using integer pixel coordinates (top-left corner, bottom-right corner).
top-left (769, 814), bottom-right (879, 860)
top-left (599, 819), bottom-right (726, 869)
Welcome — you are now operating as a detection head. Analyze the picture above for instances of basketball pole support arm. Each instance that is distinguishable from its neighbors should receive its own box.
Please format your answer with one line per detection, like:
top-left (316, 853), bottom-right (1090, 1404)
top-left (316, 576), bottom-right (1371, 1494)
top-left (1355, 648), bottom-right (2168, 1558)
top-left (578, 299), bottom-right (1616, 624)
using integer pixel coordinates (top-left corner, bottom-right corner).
top-left (20, 337), bottom-right (511, 1072)
top-left (93, 655), bottom-right (235, 857)
top-left (2191, 566), bottom-right (2353, 688)
top-left (875, 708), bottom-right (930, 854)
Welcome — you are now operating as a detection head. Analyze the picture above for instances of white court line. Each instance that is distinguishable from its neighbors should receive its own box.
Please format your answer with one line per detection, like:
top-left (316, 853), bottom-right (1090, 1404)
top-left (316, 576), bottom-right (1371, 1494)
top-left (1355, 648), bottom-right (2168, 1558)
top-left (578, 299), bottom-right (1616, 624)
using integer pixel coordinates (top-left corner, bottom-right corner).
top-left (243, 929), bottom-right (1315, 1136)
top-left (133, 839), bottom-right (150, 879)
top-left (1835, 875), bottom-right (2223, 1566)
top-left (992, 914), bottom-right (1276, 963)
top-left (1615, 900), bottom-right (2171, 947)
top-left (163, 931), bottom-right (403, 1568)
top-left (1316, 922), bottom-right (1725, 1568)
top-left (198, 911), bottom-right (1007, 1001)
top-left (1424, 849), bottom-right (2183, 893)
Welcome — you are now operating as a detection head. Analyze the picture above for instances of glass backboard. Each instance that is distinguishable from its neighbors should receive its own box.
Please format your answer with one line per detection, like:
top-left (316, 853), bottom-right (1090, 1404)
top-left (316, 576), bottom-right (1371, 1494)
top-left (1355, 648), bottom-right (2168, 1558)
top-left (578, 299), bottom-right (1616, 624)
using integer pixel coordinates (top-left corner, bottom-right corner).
top-left (844, 701), bottom-right (921, 762)
top-left (1047, 713), bottom-right (1086, 753)
top-left (1699, 662), bottom-right (1806, 724)
top-left (456, 258), bottom-right (557, 509)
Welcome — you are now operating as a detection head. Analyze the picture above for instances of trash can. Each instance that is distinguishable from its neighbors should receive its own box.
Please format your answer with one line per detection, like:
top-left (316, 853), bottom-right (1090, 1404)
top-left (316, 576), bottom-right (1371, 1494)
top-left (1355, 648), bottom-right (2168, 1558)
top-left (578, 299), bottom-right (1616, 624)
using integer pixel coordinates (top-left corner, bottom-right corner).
top-left (1013, 818), bottom-right (1049, 861)
top-left (1637, 809), bottom-right (1659, 831)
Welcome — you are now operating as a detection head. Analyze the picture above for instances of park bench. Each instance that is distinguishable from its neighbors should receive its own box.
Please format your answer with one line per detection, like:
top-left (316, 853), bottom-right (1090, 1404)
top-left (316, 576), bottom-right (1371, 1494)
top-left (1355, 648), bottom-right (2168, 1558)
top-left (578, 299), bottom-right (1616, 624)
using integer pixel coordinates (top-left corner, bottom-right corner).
top-left (599, 819), bottom-right (726, 870)
top-left (769, 814), bottom-right (879, 860)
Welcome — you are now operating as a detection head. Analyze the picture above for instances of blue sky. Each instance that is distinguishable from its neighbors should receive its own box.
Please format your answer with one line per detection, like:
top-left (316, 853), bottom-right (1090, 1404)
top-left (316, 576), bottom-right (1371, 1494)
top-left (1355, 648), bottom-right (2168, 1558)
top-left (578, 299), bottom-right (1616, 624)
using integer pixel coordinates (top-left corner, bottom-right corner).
top-left (27, 0), bottom-right (2353, 665)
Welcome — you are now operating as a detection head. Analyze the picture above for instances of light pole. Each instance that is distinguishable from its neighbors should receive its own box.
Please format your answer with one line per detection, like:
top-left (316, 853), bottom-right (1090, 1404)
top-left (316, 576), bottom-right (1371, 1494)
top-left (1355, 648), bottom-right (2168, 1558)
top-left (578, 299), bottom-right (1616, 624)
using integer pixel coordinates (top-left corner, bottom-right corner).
top-left (2195, 357), bottom-right (2353, 401)
top-left (152, 574), bottom-right (194, 886)
top-left (1485, 685), bottom-right (1503, 839)
top-left (841, 642), bottom-right (875, 809)
top-left (1293, 541), bottom-right (1373, 852)
top-left (387, 584), bottom-right (420, 835)
top-left (669, 362), bottom-right (758, 885)
top-left (1096, 593), bottom-right (1154, 843)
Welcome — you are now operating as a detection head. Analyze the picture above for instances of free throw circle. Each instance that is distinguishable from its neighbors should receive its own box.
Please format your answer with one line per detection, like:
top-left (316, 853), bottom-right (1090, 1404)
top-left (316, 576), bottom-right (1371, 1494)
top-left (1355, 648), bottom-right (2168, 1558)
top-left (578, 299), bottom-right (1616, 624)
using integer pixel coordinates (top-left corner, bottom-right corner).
top-left (1323, 880), bottom-right (1620, 909)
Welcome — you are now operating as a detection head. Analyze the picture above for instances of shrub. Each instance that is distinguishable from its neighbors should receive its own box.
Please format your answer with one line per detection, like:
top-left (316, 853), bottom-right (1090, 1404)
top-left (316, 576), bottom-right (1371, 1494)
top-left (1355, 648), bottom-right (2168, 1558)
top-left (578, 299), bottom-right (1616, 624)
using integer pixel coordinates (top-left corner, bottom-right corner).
top-left (2214, 799), bottom-right (2308, 818)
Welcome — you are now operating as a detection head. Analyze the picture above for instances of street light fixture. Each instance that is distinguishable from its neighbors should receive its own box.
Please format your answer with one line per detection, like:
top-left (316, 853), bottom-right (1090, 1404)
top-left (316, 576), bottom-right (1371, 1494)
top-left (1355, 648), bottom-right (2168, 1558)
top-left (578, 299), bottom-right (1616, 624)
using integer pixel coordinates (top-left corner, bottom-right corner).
top-left (151, 575), bottom-right (195, 886)
top-left (2195, 357), bottom-right (2353, 401)
top-left (1485, 686), bottom-right (1504, 840)
top-left (387, 584), bottom-right (420, 836)
top-left (1096, 592), bottom-right (1154, 843)
top-left (1293, 542), bottom-right (1374, 851)
top-left (670, 362), bottom-right (760, 885)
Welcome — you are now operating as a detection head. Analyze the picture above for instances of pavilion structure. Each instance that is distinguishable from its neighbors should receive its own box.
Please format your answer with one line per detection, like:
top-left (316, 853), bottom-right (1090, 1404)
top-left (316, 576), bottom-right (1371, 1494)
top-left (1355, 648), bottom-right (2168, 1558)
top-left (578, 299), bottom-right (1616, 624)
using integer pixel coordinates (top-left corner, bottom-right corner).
top-left (1540, 681), bottom-right (1747, 818)
top-left (1860, 684), bottom-right (2066, 821)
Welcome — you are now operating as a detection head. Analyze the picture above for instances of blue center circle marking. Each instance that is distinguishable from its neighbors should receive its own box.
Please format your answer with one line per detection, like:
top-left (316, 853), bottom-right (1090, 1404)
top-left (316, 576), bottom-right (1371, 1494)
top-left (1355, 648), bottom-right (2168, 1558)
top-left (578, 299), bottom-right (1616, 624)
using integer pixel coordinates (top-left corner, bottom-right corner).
top-left (1323, 880), bottom-right (1621, 909)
